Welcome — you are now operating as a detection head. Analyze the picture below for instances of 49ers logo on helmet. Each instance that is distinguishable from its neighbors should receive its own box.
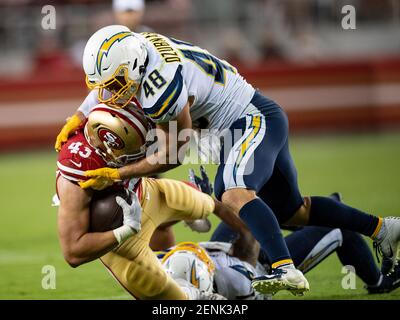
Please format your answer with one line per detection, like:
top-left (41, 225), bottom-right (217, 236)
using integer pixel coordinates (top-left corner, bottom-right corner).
top-left (98, 128), bottom-right (125, 149)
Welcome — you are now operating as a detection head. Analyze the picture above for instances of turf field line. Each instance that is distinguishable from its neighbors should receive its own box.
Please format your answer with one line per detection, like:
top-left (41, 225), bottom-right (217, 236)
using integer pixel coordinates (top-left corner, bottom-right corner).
top-left (0, 251), bottom-right (58, 264)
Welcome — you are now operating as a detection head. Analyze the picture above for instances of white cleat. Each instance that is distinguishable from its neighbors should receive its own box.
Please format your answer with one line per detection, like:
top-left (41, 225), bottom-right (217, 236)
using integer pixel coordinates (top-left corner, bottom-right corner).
top-left (374, 217), bottom-right (400, 269)
top-left (251, 268), bottom-right (310, 296)
top-left (183, 218), bottom-right (212, 233)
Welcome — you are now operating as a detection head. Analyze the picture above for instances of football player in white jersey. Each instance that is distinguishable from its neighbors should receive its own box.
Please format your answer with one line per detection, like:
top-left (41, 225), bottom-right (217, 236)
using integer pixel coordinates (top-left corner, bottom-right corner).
top-left (170, 170), bottom-right (400, 299)
top-left (159, 232), bottom-right (400, 300)
top-left (55, 25), bottom-right (400, 295)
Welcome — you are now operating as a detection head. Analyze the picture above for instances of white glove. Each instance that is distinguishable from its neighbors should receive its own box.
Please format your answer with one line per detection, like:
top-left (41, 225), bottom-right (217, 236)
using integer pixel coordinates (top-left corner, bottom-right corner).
top-left (183, 219), bottom-right (212, 233)
top-left (113, 191), bottom-right (142, 244)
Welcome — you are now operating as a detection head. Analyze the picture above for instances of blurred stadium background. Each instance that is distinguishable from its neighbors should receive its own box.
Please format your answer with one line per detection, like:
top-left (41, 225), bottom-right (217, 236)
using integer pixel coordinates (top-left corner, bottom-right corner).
top-left (0, 0), bottom-right (400, 299)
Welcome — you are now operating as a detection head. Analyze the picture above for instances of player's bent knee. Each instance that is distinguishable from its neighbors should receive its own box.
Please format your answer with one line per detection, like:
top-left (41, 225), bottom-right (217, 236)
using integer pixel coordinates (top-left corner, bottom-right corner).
top-left (150, 224), bottom-right (176, 251)
top-left (284, 196), bottom-right (312, 226)
top-left (123, 258), bottom-right (170, 298)
top-left (124, 258), bottom-right (186, 300)
top-left (221, 188), bottom-right (257, 212)
top-left (151, 277), bottom-right (188, 300)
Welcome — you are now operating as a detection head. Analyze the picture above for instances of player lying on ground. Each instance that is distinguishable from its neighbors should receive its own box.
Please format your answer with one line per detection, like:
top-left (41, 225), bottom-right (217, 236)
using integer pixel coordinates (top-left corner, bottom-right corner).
top-left (166, 170), bottom-right (400, 298)
top-left (55, 25), bottom-right (400, 295)
top-left (55, 104), bottom-right (257, 300)
top-left (156, 231), bottom-right (400, 300)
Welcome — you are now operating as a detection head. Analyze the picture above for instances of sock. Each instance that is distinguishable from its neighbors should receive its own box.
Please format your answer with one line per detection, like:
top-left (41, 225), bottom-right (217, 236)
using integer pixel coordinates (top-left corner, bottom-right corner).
top-left (376, 219), bottom-right (386, 240)
top-left (337, 229), bottom-right (381, 286)
top-left (239, 198), bottom-right (292, 268)
top-left (277, 263), bottom-right (295, 270)
top-left (309, 196), bottom-right (381, 238)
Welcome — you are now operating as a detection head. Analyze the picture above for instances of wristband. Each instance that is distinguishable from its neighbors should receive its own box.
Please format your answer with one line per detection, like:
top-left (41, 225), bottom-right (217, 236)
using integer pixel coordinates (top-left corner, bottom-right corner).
top-left (113, 225), bottom-right (134, 244)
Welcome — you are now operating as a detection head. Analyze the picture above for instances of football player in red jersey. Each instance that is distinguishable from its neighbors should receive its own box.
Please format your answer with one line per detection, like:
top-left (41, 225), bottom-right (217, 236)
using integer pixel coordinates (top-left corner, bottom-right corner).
top-left (55, 103), bottom-right (257, 300)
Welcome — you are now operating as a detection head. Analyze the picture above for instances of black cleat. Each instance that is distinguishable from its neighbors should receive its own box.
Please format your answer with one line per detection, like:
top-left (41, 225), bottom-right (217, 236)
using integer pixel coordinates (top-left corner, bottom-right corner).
top-left (329, 192), bottom-right (343, 202)
top-left (367, 263), bottom-right (400, 294)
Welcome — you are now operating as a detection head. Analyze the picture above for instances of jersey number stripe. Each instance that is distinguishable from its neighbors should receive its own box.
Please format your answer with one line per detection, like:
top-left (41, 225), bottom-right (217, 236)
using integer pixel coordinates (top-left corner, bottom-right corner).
top-left (179, 49), bottom-right (236, 85)
top-left (146, 65), bottom-right (184, 120)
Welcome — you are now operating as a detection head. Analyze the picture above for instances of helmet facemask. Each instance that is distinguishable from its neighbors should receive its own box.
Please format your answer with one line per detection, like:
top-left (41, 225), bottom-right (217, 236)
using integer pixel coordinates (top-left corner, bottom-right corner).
top-left (86, 65), bottom-right (140, 109)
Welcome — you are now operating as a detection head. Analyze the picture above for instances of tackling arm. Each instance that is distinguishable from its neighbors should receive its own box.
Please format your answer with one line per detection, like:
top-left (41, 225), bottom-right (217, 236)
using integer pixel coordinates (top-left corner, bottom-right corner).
top-left (189, 166), bottom-right (260, 266)
top-left (213, 199), bottom-right (260, 267)
top-left (54, 111), bottom-right (85, 152)
top-left (80, 102), bottom-right (193, 190)
top-left (120, 102), bottom-right (192, 178)
top-left (57, 176), bottom-right (119, 267)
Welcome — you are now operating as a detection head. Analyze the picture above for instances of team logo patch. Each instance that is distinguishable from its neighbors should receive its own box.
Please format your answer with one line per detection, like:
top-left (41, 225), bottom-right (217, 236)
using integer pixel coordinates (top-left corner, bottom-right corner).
top-left (98, 128), bottom-right (125, 149)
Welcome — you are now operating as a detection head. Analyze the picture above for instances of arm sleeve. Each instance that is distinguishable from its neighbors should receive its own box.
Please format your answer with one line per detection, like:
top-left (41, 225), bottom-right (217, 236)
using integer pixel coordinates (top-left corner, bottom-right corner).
top-left (78, 89), bottom-right (101, 117)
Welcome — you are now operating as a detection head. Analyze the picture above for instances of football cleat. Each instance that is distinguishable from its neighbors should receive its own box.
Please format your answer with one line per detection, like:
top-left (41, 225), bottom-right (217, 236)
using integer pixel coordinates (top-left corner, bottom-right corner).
top-left (381, 256), bottom-right (395, 276)
top-left (251, 267), bottom-right (310, 296)
top-left (329, 192), bottom-right (343, 202)
top-left (374, 217), bottom-right (400, 270)
top-left (367, 263), bottom-right (400, 294)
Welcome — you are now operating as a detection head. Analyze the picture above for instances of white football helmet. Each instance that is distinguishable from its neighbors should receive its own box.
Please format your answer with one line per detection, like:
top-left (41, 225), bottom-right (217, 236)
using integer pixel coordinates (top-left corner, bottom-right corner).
top-left (162, 242), bottom-right (216, 294)
top-left (83, 25), bottom-right (148, 108)
top-left (84, 103), bottom-right (151, 167)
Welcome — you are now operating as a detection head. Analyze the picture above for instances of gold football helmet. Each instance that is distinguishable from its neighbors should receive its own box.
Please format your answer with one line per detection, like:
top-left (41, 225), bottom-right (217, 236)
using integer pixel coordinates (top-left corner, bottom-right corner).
top-left (84, 103), bottom-right (151, 167)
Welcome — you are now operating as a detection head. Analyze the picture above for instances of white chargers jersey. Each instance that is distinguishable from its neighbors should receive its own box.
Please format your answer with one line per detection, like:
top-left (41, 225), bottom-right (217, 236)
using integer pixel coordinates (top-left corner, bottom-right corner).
top-left (79, 32), bottom-right (255, 131)
top-left (199, 242), bottom-right (268, 300)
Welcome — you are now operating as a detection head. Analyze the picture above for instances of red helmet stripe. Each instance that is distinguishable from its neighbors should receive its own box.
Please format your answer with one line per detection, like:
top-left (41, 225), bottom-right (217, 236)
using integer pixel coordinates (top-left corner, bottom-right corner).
top-left (92, 107), bottom-right (145, 144)
top-left (123, 105), bottom-right (148, 129)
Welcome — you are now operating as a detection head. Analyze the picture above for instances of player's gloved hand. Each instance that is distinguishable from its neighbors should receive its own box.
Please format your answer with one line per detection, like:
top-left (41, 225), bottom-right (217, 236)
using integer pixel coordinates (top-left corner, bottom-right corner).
top-left (78, 176), bottom-right (114, 190)
top-left (185, 166), bottom-right (213, 233)
top-left (55, 114), bottom-right (83, 152)
top-left (113, 191), bottom-right (142, 244)
top-left (79, 168), bottom-right (121, 190)
top-left (188, 165), bottom-right (213, 195)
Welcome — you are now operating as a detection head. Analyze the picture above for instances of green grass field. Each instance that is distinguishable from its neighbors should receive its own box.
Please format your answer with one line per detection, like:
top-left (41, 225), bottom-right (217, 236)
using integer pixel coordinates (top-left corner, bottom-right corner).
top-left (1, 132), bottom-right (400, 300)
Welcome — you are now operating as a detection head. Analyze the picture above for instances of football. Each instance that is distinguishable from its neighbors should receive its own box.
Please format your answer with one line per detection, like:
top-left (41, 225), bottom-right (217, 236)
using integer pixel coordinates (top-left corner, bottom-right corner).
top-left (89, 187), bottom-right (128, 232)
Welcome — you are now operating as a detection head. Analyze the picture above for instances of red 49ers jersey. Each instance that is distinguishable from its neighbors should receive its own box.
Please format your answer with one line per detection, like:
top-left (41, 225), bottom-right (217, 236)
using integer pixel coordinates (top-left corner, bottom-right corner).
top-left (57, 130), bottom-right (106, 182)
top-left (56, 130), bottom-right (142, 198)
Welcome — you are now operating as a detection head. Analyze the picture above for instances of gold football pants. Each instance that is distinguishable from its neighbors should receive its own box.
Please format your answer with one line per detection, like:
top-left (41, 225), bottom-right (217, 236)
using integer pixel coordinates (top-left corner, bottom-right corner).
top-left (100, 178), bottom-right (215, 299)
